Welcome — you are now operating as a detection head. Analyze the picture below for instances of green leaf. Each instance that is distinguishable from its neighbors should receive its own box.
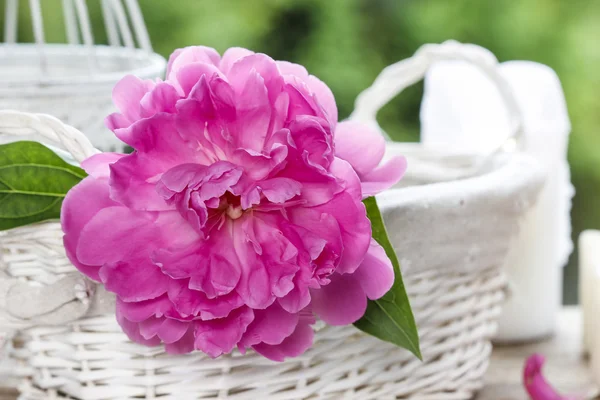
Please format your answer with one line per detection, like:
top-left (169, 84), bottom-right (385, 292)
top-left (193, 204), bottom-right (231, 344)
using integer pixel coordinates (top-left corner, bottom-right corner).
top-left (354, 196), bottom-right (422, 360)
top-left (0, 141), bottom-right (87, 231)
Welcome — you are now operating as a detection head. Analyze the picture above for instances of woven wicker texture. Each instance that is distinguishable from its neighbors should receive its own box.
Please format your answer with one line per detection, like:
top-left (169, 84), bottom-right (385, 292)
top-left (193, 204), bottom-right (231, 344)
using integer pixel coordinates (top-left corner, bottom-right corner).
top-left (13, 266), bottom-right (506, 400)
top-left (0, 110), bottom-right (544, 399)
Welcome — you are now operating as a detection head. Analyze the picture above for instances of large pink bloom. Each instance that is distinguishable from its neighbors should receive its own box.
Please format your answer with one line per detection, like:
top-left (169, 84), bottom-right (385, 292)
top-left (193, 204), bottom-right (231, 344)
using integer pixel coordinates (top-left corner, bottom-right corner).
top-left (62, 46), bottom-right (405, 361)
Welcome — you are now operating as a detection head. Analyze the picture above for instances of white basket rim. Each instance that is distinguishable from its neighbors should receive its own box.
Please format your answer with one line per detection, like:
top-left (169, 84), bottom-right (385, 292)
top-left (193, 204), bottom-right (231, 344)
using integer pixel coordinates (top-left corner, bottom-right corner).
top-left (0, 43), bottom-right (166, 88)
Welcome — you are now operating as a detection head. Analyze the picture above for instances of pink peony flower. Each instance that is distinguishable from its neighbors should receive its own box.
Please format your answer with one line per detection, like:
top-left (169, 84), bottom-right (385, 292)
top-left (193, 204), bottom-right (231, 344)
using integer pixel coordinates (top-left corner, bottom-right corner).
top-left (61, 46), bottom-right (406, 361)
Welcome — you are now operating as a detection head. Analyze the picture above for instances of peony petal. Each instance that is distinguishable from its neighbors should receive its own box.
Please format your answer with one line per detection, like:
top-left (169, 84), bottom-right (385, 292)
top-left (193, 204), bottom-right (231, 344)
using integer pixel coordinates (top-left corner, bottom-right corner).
top-left (157, 318), bottom-right (190, 344)
top-left (164, 325), bottom-right (196, 354)
top-left (228, 53), bottom-right (284, 105)
top-left (220, 47), bottom-right (255, 75)
top-left (288, 116), bottom-right (334, 170)
top-left (240, 302), bottom-right (299, 347)
top-left (361, 155), bottom-right (407, 197)
top-left (116, 295), bottom-right (173, 323)
top-left (252, 318), bottom-right (314, 362)
top-left (140, 82), bottom-right (180, 116)
top-left (76, 206), bottom-right (157, 265)
top-left (194, 307), bottom-right (254, 358)
top-left (116, 308), bottom-right (162, 347)
top-left (100, 258), bottom-right (170, 302)
top-left (314, 192), bottom-right (371, 274)
top-left (307, 75), bottom-right (337, 128)
top-left (109, 114), bottom-right (199, 211)
top-left (234, 70), bottom-right (271, 151)
top-left (523, 354), bottom-right (578, 400)
top-left (176, 62), bottom-right (224, 96)
top-left (231, 145), bottom-right (288, 181)
top-left (167, 280), bottom-right (243, 320)
top-left (276, 61), bottom-right (308, 78)
top-left (80, 153), bottom-right (126, 179)
top-left (310, 273), bottom-right (367, 325)
top-left (352, 239), bottom-right (394, 300)
top-left (259, 177), bottom-right (302, 204)
top-left (166, 46), bottom-right (221, 80)
top-left (329, 157), bottom-right (362, 201)
top-left (334, 120), bottom-right (385, 177)
top-left (61, 177), bottom-right (119, 281)
top-left (111, 75), bottom-right (154, 123)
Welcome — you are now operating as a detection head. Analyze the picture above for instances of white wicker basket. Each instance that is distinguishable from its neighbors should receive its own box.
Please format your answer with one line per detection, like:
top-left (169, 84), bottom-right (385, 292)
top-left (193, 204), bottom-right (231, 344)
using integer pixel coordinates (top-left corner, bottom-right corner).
top-left (0, 42), bottom-right (544, 399)
top-left (0, 0), bottom-right (165, 151)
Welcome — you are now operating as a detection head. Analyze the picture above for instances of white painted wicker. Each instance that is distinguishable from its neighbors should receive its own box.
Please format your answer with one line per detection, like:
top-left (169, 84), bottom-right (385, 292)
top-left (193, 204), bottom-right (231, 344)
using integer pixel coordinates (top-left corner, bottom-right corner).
top-left (0, 42), bottom-right (545, 399)
top-left (0, 0), bottom-right (165, 151)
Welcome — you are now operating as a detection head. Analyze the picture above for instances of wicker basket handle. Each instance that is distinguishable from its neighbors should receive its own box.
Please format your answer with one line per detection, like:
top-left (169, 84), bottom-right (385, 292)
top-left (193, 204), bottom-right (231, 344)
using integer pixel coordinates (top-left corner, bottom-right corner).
top-left (0, 110), bottom-right (98, 162)
top-left (350, 40), bottom-right (524, 148)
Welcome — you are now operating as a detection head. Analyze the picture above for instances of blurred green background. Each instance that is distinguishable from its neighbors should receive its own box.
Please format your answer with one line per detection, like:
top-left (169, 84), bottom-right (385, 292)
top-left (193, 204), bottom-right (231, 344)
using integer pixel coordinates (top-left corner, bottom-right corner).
top-left (4, 0), bottom-right (600, 303)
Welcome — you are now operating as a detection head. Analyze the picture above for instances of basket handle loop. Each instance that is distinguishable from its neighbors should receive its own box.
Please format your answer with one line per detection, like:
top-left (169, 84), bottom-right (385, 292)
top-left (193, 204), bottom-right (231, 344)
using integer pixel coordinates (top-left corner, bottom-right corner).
top-left (350, 40), bottom-right (524, 147)
top-left (0, 110), bottom-right (98, 163)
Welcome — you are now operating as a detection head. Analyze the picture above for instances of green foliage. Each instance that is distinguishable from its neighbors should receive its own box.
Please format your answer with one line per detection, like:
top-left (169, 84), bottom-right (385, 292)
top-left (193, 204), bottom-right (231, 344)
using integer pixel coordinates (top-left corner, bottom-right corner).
top-left (0, 141), bottom-right (86, 231)
top-left (356, 197), bottom-right (421, 359)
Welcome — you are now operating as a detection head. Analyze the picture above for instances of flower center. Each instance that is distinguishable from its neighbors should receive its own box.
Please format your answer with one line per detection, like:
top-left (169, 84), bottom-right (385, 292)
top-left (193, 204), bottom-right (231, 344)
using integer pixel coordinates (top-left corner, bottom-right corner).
top-left (226, 204), bottom-right (243, 220)
top-left (219, 192), bottom-right (244, 220)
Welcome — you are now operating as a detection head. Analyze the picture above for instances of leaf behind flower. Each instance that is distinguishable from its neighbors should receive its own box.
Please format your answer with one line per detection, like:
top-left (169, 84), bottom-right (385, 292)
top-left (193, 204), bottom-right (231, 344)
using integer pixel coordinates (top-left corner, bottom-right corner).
top-left (0, 141), bottom-right (87, 231)
top-left (354, 196), bottom-right (422, 360)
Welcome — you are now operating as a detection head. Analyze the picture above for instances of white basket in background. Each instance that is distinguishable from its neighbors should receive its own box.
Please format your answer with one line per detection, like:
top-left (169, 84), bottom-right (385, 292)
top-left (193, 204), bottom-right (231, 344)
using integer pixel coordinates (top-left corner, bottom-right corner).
top-left (0, 42), bottom-right (544, 400)
top-left (0, 0), bottom-right (165, 151)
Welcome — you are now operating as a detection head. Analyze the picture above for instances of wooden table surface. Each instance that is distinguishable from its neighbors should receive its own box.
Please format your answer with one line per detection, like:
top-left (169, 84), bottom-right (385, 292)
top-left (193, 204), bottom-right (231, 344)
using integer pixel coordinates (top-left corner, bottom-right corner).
top-left (1, 306), bottom-right (594, 400)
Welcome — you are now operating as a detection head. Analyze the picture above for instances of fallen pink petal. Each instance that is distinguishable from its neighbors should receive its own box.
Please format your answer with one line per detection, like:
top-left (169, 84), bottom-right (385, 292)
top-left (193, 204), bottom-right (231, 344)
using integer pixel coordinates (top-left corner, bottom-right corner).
top-left (523, 354), bottom-right (580, 400)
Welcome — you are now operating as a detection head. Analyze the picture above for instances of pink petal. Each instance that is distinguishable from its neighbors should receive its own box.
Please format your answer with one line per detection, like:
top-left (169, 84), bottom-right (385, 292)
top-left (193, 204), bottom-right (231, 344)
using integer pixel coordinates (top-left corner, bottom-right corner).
top-left (166, 46), bottom-right (221, 80)
top-left (220, 47), bottom-right (255, 75)
top-left (189, 253), bottom-right (241, 298)
top-left (167, 281), bottom-right (243, 320)
top-left (310, 273), bottom-right (367, 325)
top-left (234, 70), bottom-right (271, 151)
top-left (277, 274), bottom-right (312, 314)
top-left (241, 302), bottom-right (299, 347)
top-left (99, 258), bottom-right (170, 302)
top-left (61, 177), bottom-right (119, 281)
top-left (176, 62), bottom-right (224, 96)
top-left (352, 239), bottom-right (394, 300)
top-left (164, 325), bottom-right (196, 354)
top-left (276, 61), bottom-right (308, 78)
top-left (194, 307), bottom-right (254, 358)
top-left (307, 75), bottom-right (337, 128)
top-left (252, 318), bottom-right (314, 362)
top-left (259, 177), bottom-right (302, 203)
top-left (231, 145), bottom-right (288, 181)
top-left (157, 318), bottom-right (190, 344)
top-left (288, 116), bottom-right (334, 170)
top-left (139, 82), bottom-right (180, 116)
top-left (80, 153), bottom-right (126, 179)
top-left (109, 114), bottom-right (199, 211)
top-left (76, 206), bottom-right (157, 265)
top-left (334, 120), bottom-right (385, 177)
top-left (233, 216), bottom-right (299, 308)
top-left (116, 308), bottom-right (162, 347)
top-left (227, 53), bottom-right (284, 105)
top-left (361, 155), bottom-right (407, 197)
top-left (329, 157), bottom-right (362, 201)
top-left (111, 75), bottom-right (154, 123)
top-left (314, 192), bottom-right (371, 274)
top-left (116, 295), bottom-right (173, 323)
top-left (157, 228), bottom-right (242, 300)
top-left (523, 354), bottom-right (580, 400)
